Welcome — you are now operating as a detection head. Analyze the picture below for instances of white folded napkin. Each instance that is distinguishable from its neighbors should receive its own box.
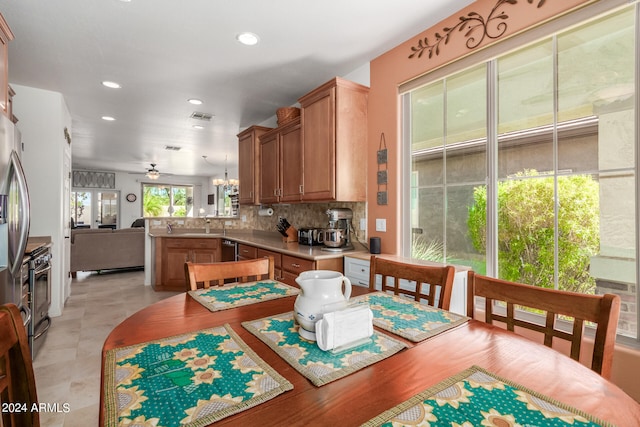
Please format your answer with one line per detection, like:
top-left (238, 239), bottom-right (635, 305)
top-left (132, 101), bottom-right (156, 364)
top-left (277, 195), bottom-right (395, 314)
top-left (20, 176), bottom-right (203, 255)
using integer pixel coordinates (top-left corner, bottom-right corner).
top-left (315, 304), bottom-right (373, 351)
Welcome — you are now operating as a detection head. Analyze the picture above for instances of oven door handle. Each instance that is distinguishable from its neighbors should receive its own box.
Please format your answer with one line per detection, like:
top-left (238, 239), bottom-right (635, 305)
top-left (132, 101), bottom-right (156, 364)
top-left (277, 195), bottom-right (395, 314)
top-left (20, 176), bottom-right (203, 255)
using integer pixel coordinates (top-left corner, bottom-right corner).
top-left (33, 316), bottom-right (51, 340)
top-left (35, 264), bottom-right (52, 275)
top-left (20, 304), bottom-right (32, 328)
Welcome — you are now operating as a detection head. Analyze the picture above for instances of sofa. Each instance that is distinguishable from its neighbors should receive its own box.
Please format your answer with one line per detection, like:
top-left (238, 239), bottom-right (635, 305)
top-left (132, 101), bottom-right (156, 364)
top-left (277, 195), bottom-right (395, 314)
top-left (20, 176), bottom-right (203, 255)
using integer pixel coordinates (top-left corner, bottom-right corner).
top-left (70, 227), bottom-right (145, 274)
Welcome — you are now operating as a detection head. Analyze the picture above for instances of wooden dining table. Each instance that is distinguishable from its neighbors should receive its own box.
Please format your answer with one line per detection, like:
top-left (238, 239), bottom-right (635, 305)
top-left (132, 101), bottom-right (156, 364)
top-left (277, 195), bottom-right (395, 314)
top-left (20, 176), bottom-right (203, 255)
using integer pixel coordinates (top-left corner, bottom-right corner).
top-left (100, 285), bottom-right (640, 426)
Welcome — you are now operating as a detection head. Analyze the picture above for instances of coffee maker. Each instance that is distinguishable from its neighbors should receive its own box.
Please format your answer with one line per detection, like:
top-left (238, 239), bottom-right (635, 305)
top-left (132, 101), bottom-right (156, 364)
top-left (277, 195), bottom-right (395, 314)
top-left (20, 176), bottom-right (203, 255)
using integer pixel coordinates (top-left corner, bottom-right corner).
top-left (322, 208), bottom-right (354, 252)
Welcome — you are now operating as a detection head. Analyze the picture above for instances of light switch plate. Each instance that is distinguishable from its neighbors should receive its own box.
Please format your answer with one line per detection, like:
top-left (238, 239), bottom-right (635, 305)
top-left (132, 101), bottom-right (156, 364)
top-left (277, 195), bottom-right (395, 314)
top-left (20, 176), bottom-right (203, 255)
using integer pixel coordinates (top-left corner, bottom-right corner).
top-left (375, 218), bottom-right (387, 232)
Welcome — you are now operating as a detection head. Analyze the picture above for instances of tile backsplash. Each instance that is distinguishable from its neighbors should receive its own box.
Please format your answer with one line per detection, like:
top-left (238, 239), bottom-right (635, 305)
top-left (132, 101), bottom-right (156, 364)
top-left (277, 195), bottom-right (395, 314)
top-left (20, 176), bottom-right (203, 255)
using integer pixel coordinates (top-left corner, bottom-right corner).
top-left (148, 202), bottom-right (367, 242)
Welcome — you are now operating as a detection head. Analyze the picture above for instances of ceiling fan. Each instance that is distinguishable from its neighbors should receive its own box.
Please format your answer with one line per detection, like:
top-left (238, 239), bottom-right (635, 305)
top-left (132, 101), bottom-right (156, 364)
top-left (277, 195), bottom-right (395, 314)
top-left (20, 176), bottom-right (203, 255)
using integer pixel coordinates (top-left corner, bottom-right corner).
top-left (146, 163), bottom-right (160, 180)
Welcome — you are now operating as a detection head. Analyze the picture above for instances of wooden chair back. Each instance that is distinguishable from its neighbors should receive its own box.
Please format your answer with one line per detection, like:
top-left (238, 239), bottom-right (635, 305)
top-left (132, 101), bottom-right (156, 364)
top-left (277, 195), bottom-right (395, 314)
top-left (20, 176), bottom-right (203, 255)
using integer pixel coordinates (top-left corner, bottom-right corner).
top-left (186, 257), bottom-right (275, 291)
top-left (369, 256), bottom-right (455, 310)
top-left (467, 271), bottom-right (621, 379)
top-left (0, 304), bottom-right (39, 427)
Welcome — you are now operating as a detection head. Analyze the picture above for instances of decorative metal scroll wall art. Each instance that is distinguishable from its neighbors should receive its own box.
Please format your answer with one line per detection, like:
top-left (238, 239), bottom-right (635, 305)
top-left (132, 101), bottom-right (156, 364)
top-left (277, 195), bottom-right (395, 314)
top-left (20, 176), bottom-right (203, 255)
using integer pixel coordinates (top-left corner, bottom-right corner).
top-left (72, 170), bottom-right (116, 189)
top-left (377, 133), bottom-right (388, 205)
top-left (409, 0), bottom-right (548, 60)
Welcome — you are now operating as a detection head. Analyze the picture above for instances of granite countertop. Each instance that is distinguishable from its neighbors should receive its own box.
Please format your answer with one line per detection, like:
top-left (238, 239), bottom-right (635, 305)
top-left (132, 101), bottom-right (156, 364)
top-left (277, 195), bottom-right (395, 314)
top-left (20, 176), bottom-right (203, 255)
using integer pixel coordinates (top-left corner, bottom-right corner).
top-left (26, 236), bottom-right (52, 255)
top-left (148, 230), bottom-right (369, 261)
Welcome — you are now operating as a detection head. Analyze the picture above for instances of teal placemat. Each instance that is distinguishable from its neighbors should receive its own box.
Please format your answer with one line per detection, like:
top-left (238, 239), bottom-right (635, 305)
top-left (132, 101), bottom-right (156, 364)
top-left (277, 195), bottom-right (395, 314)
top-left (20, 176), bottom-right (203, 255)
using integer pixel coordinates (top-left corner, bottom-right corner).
top-left (243, 311), bottom-right (407, 387)
top-left (188, 280), bottom-right (300, 312)
top-left (103, 325), bottom-right (293, 427)
top-left (362, 365), bottom-right (612, 427)
top-left (352, 292), bottom-right (469, 342)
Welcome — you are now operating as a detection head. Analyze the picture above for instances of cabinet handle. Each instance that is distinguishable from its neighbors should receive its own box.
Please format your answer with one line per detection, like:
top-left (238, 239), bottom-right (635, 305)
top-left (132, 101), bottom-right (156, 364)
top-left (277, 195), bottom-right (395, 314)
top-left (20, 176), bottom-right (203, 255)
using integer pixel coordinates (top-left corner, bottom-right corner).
top-left (299, 185), bottom-right (304, 194)
top-left (291, 263), bottom-right (301, 269)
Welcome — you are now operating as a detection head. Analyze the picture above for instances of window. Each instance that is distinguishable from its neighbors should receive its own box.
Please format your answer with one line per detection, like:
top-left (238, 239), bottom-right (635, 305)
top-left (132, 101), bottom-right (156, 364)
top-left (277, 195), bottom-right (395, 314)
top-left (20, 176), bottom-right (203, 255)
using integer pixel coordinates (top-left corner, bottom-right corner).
top-left (403, 5), bottom-right (637, 339)
top-left (142, 184), bottom-right (194, 217)
top-left (71, 190), bottom-right (119, 228)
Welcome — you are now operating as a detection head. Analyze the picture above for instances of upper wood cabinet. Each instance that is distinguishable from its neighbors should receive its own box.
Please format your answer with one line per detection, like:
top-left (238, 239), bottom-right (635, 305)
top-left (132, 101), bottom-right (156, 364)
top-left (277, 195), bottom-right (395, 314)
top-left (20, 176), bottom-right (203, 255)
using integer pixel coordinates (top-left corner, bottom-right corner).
top-left (237, 126), bottom-right (272, 205)
top-left (259, 118), bottom-right (302, 204)
top-left (298, 77), bottom-right (369, 202)
top-left (0, 13), bottom-right (14, 119)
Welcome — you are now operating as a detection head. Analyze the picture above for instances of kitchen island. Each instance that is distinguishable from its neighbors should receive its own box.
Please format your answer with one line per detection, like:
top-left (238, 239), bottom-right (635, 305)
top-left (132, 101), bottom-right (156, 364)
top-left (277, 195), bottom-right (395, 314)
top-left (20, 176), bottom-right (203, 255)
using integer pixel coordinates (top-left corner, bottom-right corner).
top-left (148, 230), bottom-right (367, 291)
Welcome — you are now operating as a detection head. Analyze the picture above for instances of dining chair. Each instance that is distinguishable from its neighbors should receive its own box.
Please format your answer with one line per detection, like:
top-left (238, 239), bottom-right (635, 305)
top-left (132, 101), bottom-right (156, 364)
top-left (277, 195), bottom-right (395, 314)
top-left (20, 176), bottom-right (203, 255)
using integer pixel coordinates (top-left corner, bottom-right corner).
top-left (467, 271), bottom-right (621, 379)
top-left (0, 303), bottom-right (40, 427)
top-left (186, 256), bottom-right (275, 290)
top-left (368, 256), bottom-right (455, 310)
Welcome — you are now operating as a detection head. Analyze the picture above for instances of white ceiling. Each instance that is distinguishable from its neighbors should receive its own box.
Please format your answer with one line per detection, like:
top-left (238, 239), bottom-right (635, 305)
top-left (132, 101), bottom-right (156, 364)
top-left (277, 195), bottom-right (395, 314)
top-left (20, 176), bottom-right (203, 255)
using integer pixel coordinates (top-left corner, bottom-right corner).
top-left (2, 0), bottom-right (473, 179)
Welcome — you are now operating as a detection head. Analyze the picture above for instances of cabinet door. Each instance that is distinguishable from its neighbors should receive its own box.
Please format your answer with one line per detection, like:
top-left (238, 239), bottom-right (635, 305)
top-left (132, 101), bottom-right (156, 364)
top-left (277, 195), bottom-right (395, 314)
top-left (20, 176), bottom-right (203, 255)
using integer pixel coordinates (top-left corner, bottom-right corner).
top-left (192, 249), bottom-right (217, 264)
top-left (279, 121), bottom-right (303, 202)
top-left (282, 255), bottom-right (315, 288)
top-left (257, 248), bottom-right (283, 281)
top-left (0, 17), bottom-right (11, 117)
top-left (259, 131), bottom-right (280, 204)
top-left (238, 131), bottom-right (256, 205)
top-left (301, 86), bottom-right (336, 201)
top-left (238, 126), bottom-right (271, 205)
top-left (163, 247), bottom-right (191, 290)
top-left (237, 244), bottom-right (257, 260)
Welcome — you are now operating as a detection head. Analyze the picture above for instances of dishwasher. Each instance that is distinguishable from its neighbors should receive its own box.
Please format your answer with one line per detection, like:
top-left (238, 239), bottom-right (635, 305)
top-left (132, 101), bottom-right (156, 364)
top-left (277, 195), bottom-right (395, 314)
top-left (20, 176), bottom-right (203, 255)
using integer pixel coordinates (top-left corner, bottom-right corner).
top-left (221, 239), bottom-right (237, 262)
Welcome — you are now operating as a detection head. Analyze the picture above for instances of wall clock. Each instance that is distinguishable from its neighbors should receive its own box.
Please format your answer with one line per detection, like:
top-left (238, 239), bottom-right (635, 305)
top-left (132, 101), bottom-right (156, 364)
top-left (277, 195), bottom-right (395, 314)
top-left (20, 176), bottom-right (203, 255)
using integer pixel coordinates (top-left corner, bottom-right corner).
top-left (126, 193), bottom-right (137, 202)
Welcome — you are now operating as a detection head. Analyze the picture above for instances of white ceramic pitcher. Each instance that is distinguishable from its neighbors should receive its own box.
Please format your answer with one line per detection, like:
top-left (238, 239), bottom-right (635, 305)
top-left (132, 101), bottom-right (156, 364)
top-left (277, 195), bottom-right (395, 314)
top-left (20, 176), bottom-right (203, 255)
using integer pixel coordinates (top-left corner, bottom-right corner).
top-left (294, 270), bottom-right (352, 341)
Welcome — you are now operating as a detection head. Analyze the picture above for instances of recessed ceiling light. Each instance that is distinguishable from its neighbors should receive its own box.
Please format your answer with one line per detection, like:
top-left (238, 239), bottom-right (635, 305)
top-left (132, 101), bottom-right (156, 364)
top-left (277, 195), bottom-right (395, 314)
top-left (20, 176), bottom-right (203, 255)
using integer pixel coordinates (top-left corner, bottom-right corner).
top-left (102, 116), bottom-right (116, 121)
top-left (193, 125), bottom-right (204, 130)
top-left (188, 98), bottom-right (203, 105)
top-left (236, 32), bottom-right (260, 46)
top-left (102, 81), bottom-right (121, 89)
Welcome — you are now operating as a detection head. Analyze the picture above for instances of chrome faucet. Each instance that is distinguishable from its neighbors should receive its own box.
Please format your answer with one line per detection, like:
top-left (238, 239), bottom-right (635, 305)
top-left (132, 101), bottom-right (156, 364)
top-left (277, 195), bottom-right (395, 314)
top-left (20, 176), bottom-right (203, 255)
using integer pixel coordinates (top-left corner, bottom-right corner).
top-left (166, 222), bottom-right (173, 234)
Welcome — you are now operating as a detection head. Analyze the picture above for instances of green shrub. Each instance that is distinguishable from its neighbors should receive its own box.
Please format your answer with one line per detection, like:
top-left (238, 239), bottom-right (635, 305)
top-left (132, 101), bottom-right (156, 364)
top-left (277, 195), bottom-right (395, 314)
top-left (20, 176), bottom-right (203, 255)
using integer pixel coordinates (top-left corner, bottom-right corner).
top-left (468, 170), bottom-right (599, 294)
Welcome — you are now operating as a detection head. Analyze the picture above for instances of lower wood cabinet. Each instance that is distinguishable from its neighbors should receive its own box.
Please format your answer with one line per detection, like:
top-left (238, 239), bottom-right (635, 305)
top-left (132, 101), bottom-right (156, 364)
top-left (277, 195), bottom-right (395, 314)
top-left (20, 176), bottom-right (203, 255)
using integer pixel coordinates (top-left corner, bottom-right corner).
top-left (153, 238), bottom-right (221, 292)
top-left (281, 254), bottom-right (343, 288)
top-left (233, 243), bottom-right (344, 288)
top-left (257, 248), bottom-right (283, 281)
top-left (237, 244), bottom-right (257, 260)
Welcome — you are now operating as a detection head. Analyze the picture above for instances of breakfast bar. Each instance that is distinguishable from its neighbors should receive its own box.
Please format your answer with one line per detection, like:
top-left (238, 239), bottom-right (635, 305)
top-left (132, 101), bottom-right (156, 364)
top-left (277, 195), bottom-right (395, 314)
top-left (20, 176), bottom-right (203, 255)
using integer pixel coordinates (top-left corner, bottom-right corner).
top-left (100, 281), bottom-right (640, 426)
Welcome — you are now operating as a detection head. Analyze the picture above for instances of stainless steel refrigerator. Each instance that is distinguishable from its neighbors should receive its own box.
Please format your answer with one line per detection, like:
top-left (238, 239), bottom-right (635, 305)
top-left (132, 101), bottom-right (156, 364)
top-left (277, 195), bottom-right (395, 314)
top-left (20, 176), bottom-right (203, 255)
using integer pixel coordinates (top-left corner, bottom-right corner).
top-left (0, 112), bottom-right (30, 319)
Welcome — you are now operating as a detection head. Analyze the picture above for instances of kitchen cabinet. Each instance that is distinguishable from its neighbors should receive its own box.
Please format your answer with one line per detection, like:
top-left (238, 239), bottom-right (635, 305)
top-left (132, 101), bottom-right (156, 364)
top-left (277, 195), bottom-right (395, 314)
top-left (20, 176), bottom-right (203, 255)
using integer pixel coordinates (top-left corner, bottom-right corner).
top-left (257, 248), bottom-right (283, 281)
top-left (298, 77), bottom-right (368, 202)
top-left (232, 242), bottom-right (343, 288)
top-left (154, 238), bottom-right (221, 291)
top-left (237, 243), bottom-right (257, 260)
top-left (238, 126), bottom-right (272, 205)
top-left (0, 14), bottom-right (14, 118)
top-left (259, 118), bottom-right (302, 203)
top-left (281, 254), bottom-right (343, 288)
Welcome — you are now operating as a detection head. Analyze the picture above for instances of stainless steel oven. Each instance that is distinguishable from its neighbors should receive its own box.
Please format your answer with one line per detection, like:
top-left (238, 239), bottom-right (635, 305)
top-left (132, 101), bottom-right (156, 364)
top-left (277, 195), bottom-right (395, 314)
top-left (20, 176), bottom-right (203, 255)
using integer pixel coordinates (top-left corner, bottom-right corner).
top-left (29, 244), bottom-right (52, 359)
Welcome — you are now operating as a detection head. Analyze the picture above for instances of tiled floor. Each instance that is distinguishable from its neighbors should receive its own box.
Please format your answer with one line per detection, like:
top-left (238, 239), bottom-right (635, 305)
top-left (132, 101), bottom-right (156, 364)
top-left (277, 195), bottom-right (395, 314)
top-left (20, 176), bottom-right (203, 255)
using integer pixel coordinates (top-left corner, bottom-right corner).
top-left (33, 269), bottom-right (181, 426)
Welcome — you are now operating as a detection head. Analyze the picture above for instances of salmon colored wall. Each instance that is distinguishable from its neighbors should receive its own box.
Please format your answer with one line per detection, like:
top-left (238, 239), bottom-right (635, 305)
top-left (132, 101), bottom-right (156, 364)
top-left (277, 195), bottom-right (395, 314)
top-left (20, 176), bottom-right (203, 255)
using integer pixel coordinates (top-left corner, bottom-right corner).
top-left (367, 0), bottom-right (640, 402)
top-left (367, 0), bottom-right (593, 256)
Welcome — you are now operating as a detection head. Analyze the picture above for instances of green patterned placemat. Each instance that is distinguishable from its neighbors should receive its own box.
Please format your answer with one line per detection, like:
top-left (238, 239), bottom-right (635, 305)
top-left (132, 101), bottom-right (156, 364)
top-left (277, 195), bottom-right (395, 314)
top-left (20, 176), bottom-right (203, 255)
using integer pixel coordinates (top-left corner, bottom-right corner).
top-left (188, 280), bottom-right (300, 312)
top-left (103, 324), bottom-right (293, 427)
top-left (362, 365), bottom-right (612, 427)
top-left (242, 311), bottom-right (407, 387)
top-left (352, 292), bottom-right (469, 342)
